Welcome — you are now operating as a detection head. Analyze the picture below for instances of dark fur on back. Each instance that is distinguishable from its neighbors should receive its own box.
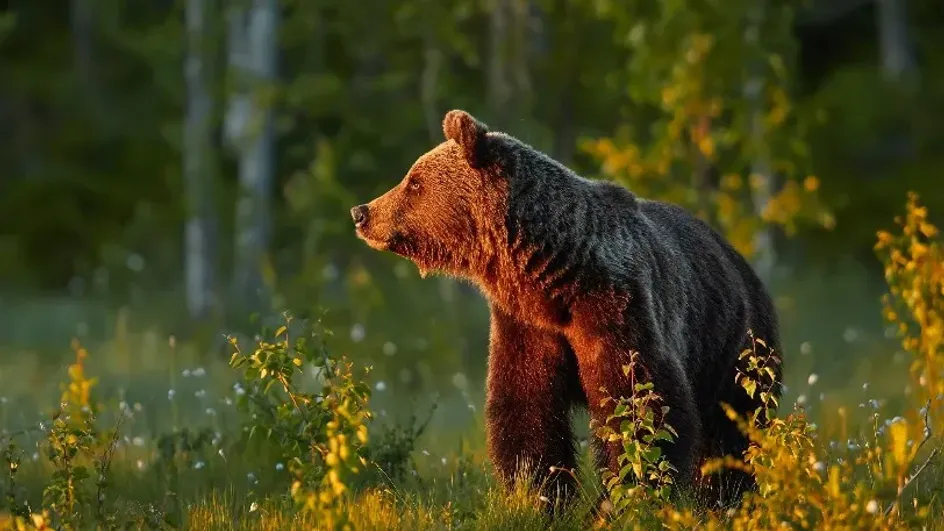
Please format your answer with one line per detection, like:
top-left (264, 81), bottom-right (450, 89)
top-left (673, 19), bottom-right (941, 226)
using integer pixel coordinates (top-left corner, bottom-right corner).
top-left (353, 110), bottom-right (783, 511)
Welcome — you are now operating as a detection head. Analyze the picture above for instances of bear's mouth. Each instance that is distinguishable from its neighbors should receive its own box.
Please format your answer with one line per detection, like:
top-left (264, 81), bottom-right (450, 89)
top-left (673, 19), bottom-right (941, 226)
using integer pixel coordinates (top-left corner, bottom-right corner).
top-left (355, 227), bottom-right (413, 258)
top-left (355, 227), bottom-right (391, 251)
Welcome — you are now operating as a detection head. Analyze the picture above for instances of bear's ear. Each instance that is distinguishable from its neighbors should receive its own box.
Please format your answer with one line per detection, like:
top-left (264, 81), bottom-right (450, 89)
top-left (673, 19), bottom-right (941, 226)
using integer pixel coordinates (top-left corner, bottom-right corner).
top-left (443, 109), bottom-right (489, 167)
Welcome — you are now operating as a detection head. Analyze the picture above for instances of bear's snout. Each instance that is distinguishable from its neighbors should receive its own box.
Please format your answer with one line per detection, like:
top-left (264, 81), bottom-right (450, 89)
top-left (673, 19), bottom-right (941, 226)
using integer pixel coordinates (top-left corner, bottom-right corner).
top-left (350, 205), bottom-right (369, 227)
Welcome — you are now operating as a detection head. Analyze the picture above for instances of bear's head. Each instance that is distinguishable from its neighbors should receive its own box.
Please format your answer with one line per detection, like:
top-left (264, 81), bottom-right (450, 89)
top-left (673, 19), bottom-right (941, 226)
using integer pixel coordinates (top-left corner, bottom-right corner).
top-left (351, 110), bottom-right (506, 279)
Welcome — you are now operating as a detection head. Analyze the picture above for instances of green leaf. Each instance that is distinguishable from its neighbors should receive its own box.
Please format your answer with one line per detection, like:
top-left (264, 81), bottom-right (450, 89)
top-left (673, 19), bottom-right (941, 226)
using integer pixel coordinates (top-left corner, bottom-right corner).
top-left (619, 463), bottom-right (633, 481)
top-left (643, 446), bottom-right (662, 463)
top-left (741, 376), bottom-right (757, 398)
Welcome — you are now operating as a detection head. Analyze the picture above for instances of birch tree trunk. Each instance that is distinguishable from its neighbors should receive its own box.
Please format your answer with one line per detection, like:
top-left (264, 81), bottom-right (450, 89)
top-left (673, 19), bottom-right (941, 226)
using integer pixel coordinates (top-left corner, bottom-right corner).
top-left (745, 0), bottom-right (776, 285)
top-left (183, 0), bottom-right (218, 320)
top-left (876, 0), bottom-right (915, 81)
top-left (225, 0), bottom-right (278, 311)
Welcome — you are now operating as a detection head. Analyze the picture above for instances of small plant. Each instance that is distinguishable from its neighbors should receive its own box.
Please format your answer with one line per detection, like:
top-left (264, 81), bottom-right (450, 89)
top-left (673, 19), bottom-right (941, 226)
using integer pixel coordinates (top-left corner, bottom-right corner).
top-left (40, 341), bottom-right (105, 529)
top-left (872, 192), bottom-right (942, 518)
top-left (367, 403), bottom-right (437, 483)
top-left (595, 351), bottom-right (678, 524)
top-left (229, 312), bottom-right (372, 529)
top-left (1, 440), bottom-right (29, 520)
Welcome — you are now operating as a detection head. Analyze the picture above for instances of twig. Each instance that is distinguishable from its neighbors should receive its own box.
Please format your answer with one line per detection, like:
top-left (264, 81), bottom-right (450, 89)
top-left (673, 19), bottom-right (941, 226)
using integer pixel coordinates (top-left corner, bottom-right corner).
top-left (0, 426), bottom-right (43, 444)
top-left (96, 416), bottom-right (126, 525)
top-left (884, 400), bottom-right (938, 517)
top-left (276, 373), bottom-right (310, 423)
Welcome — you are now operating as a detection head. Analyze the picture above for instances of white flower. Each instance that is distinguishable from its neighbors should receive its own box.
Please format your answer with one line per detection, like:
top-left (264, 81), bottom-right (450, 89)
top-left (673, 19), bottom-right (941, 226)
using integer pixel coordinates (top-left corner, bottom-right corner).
top-left (796, 394), bottom-right (807, 406)
top-left (843, 327), bottom-right (860, 343)
top-left (167, 389), bottom-right (176, 400)
top-left (807, 373), bottom-right (819, 386)
top-left (866, 500), bottom-right (878, 514)
top-left (350, 323), bottom-right (366, 343)
top-left (276, 462), bottom-right (284, 471)
top-left (250, 502), bottom-right (259, 513)
top-left (126, 253), bottom-right (145, 272)
top-left (194, 460), bottom-right (206, 470)
top-left (322, 263), bottom-right (339, 281)
top-left (375, 381), bottom-right (387, 392)
top-left (193, 367), bottom-right (206, 377)
top-left (132, 437), bottom-right (145, 447)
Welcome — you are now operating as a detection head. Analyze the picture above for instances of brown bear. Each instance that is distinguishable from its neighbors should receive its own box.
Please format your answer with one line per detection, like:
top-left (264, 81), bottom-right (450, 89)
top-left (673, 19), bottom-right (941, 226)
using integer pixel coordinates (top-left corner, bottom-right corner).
top-left (351, 109), bottom-right (782, 510)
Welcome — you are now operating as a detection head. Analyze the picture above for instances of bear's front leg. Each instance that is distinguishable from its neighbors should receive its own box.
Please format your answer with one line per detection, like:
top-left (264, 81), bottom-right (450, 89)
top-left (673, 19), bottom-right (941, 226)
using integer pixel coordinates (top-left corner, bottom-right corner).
top-left (485, 306), bottom-right (581, 507)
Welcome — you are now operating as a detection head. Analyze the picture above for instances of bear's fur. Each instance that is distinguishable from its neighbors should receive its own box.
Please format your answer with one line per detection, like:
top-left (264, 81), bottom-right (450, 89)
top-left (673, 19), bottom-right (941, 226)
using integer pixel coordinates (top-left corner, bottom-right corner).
top-left (352, 109), bottom-right (783, 509)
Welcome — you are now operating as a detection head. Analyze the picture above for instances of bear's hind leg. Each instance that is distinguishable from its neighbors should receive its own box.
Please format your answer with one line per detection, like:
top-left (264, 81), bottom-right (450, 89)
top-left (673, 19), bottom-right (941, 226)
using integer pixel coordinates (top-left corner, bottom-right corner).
top-left (485, 307), bottom-right (582, 509)
top-left (697, 409), bottom-right (755, 510)
top-left (576, 346), bottom-right (703, 504)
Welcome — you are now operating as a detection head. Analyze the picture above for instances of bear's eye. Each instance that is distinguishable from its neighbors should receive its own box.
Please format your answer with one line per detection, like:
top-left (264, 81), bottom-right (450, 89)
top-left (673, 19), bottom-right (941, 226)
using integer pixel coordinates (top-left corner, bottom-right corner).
top-left (409, 179), bottom-right (421, 192)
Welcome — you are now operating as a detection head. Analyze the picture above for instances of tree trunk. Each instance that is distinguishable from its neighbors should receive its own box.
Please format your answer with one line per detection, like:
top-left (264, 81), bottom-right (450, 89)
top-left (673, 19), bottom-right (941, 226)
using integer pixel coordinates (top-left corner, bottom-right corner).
top-left (183, 0), bottom-right (218, 320)
top-left (225, 0), bottom-right (279, 312)
top-left (876, 0), bottom-right (915, 81)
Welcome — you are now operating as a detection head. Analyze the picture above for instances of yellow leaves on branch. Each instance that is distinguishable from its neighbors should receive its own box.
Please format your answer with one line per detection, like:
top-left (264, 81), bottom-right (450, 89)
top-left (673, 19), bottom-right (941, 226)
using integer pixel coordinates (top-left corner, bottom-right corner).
top-left (875, 193), bottom-right (944, 422)
top-left (584, 22), bottom-right (832, 257)
top-left (63, 339), bottom-right (97, 411)
top-left (804, 176), bottom-right (820, 192)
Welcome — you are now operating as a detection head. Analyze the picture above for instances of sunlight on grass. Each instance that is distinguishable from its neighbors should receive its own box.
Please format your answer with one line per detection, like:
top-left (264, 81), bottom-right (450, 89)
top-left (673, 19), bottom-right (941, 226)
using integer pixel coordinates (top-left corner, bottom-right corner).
top-left (0, 194), bottom-right (941, 529)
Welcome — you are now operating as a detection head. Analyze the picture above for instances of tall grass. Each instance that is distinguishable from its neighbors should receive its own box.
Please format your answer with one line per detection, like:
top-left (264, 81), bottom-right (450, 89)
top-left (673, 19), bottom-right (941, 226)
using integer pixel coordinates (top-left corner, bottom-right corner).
top-left (0, 193), bottom-right (941, 530)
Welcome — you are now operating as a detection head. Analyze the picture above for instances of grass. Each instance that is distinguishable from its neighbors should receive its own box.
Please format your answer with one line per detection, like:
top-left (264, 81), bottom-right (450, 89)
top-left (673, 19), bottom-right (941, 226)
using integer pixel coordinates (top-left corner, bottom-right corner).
top-left (0, 194), bottom-right (942, 530)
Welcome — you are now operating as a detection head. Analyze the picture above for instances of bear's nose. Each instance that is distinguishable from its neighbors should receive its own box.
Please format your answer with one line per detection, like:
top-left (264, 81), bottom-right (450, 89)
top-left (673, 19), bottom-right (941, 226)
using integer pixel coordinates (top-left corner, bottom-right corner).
top-left (351, 205), bottom-right (369, 226)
